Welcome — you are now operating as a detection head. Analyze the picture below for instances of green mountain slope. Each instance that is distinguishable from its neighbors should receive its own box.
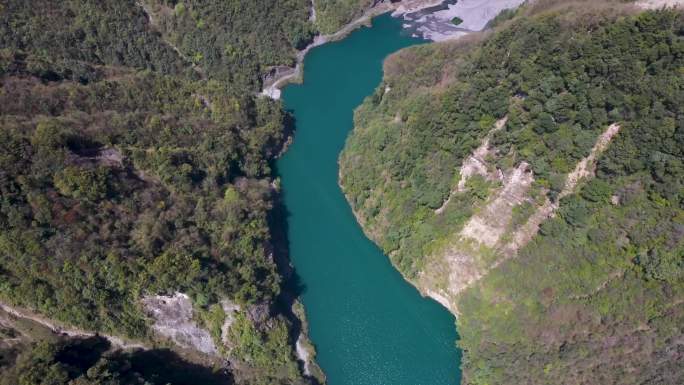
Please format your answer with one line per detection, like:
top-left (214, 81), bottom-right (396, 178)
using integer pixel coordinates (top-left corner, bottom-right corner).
top-left (0, 1), bottom-right (325, 384)
top-left (340, 1), bottom-right (683, 384)
top-left (313, 0), bottom-right (376, 33)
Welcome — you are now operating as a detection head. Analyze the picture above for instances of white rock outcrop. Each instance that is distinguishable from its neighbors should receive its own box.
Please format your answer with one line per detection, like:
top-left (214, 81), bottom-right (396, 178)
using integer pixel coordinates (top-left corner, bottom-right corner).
top-left (142, 292), bottom-right (217, 355)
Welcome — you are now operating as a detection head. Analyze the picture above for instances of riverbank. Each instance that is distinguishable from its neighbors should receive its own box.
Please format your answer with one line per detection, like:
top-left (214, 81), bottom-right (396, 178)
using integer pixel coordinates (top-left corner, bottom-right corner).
top-left (261, 2), bottom-right (393, 99)
top-left (261, 0), bottom-right (461, 99)
top-left (276, 14), bottom-right (460, 384)
top-left (262, 0), bottom-right (529, 98)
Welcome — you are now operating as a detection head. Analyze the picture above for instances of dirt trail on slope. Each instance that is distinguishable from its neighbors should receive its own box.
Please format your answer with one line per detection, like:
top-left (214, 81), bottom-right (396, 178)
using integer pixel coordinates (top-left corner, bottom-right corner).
top-left (0, 302), bottom-right (146, 350)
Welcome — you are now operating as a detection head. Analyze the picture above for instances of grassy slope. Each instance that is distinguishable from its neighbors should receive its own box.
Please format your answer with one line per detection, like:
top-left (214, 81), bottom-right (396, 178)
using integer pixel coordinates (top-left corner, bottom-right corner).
top-left (340, 1), bottom-right (683, 383)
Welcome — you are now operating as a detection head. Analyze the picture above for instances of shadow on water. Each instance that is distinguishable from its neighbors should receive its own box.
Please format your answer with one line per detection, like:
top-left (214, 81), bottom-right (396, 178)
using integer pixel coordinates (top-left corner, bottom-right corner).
top-left (269, 110), bottom-right (306, 307)
top-left (269, 190), bottom-right (324, 385)
top-left (268, 121), bottom-right (323, 384)
top-left (272, 110), bottom-right (311, 293)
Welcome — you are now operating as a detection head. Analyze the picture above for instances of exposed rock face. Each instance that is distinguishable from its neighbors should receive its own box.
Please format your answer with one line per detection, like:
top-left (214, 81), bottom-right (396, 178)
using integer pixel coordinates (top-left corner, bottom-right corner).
top-left (142, 293), bottom-right (217, 355)
top-left (435, 117), bottom-right (507, 215)
top-left (296, 335), bottom-right (312, 375)
top-left (420, 123), bottom-right (621, 313)
top-left (460, 162), bottom-right (534, 248)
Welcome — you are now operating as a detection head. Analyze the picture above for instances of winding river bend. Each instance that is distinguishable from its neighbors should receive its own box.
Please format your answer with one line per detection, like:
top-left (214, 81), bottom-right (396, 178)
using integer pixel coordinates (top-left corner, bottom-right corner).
top-left (277, 14), bottom-right (461, 385)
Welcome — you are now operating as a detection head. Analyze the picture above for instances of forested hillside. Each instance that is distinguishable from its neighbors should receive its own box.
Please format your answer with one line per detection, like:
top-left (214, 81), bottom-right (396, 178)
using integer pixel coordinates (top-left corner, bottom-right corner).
top-left (340, 1), bottom-right (683, 384)
top-left (313, 0), bottom-right (376, 33)
top-left (139, 0), bottom-right (316, 89)
top-left (0, 0), bottom-right (324, 384)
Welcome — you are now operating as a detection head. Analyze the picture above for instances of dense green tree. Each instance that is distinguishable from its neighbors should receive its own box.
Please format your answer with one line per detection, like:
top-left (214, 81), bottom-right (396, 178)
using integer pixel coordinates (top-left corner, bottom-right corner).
top-left (340, 3), bottom-right (684, 384)
top-left (0, 0), bottom-right (319, 383)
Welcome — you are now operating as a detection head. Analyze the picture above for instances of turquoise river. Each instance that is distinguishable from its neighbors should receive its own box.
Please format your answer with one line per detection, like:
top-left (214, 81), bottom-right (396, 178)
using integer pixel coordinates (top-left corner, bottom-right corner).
top-left (277, 14), bottom-right (461, 385)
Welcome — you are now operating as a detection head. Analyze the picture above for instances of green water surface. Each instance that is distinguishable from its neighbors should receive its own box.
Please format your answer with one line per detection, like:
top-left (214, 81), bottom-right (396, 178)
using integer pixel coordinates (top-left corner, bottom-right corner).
top-left (277, 14), bottom-right (461, 385)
